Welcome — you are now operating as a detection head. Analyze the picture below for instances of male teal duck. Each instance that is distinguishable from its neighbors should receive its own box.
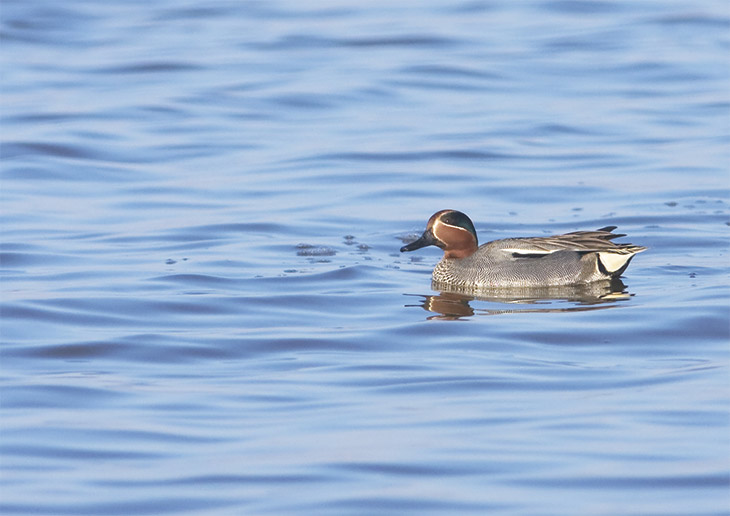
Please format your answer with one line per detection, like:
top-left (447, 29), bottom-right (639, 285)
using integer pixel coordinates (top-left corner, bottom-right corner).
top-left (401, 210), bottom-right (646, 288)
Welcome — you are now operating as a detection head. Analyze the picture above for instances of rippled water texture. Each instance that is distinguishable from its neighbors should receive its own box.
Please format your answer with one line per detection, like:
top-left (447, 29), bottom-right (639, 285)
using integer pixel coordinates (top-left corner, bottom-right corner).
top-left (2, 1), bottom-right (729, 515)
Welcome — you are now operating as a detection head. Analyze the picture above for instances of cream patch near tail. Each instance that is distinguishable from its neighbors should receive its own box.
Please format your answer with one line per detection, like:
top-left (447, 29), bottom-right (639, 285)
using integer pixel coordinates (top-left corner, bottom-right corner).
top-left (597, 251), bottom-right (634, 274)
top-left (596, 246), bottom-right (646, 276)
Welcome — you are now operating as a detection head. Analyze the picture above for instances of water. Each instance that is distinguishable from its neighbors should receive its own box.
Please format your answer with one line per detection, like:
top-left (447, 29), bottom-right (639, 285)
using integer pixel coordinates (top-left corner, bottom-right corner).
top-left (2, 1), bottom-right (729, 514)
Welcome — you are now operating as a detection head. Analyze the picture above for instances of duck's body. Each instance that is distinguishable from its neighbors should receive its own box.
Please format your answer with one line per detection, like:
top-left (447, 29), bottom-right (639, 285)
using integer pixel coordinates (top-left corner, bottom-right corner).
top-left (401, 210), bottom-right (646, 288)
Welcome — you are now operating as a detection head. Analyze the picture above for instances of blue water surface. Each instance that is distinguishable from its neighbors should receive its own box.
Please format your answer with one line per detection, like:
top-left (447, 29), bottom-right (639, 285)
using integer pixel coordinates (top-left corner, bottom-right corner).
top-left (2, 1), bottom-right (729, 515)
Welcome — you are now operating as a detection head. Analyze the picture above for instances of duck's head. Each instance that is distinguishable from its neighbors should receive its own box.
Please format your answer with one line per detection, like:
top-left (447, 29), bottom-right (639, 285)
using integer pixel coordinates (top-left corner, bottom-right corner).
top-left (400, 210), bottom-right (478, 259)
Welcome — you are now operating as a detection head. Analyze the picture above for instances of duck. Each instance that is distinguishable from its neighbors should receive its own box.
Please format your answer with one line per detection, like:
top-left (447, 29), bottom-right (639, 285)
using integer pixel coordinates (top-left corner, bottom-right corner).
top-left (400, 210), bottom-right (646, 288)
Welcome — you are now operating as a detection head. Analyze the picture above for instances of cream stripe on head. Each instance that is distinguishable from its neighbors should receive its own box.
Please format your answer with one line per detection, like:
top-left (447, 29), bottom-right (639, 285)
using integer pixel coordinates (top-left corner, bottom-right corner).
top-left (432, 217), bottom-right (474, 241)
top-left (433, 217), bottom-right (462, 232)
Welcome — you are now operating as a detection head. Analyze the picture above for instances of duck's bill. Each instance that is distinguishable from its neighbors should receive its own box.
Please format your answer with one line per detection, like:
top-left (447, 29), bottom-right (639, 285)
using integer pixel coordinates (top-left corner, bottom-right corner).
top-left (400, 230), bottom-right (438, 252)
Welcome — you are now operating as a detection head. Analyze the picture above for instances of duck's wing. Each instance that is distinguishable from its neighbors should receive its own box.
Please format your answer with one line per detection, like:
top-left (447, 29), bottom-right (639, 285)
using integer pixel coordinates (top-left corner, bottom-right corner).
top-left (493, 227), bottom-right (646, 276)
top-left (496, 227), bottom-right (646, 256)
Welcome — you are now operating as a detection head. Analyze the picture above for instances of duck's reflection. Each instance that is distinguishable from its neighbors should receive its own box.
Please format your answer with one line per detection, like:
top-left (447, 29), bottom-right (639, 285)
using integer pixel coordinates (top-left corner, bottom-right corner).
top-left (406, 279), bottom-right (632, 320)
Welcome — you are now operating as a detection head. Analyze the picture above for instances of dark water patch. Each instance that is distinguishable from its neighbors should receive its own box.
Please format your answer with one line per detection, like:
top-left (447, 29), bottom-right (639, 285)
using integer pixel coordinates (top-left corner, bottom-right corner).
top-left (0, 497), bottom-right (234, 516)
top-left (2, 384), bottom-right (127, 409)
top-left (153, 5), bottom-right (235, 21)
top-left (2, 295), bottom-right (249, 332)
top-left (643, 408), bottom-right (730, 429)
top-left (6, 335), bottom-right (239, 363)
top-left (387, 78), bottom-right (499, 93)
top-left (540, 0), bottom-right (621, 14)
top-left (269, 93), bottom-right (339, 110)
top-left (147, 299), bottom-right (240, 315)
top-left (61, 231), bottom-right (116, 241)
top-left (309, 149), bottom-right (514, 163)
top-left (633, 309), bottom-right (730, 345)
top-left (334, 363), bottom-right (434, 375)
top-left (2, 303), bottom-right (132, 327)
top-left (227, 291), bottom-right (390, 324)
top-left (612, 60), bottom-right (676, 75)
top-left (6, 340), bottom-right (132, 360)
top-left (5, 426), bottom-right (223, 446)
top-left (94, 472), bottom-right (334, 489)
top-left (182, 472), bottom-right (330, 485)
top-left (610, 61), bottom-right (720, 84)
top-left (390, 319), bottom-right (492, 340)
top-left (1, 5), bottom-right (98, 46)
top-left (513, 305), bottom-right (730, 350)
top-left (2, 141), bottom-right (165, 166)
top-left (242, 336), bottom-right (370, 354)
top-left (333, 460), bottom-right (489, 476)
top-left (0, 242), bottom-right (46, 252)
top-left (317, 496), bottom-right (505, 514)
top-left (363, 371), bottom-right (684, 395)
top-left (93, 61), bottom-right (204, 75)
top-left (542, 31), bottom-right (627, 53)
top-left (0, 251), bottom-right (77, 267)
top-left (85, 104), bottom-right (193, 125)
top-left (654, 13), bottom-right (730, 28)
top-left (1, 164), bottom-right (135, 182)
top-left (2, 4), bottom-right (97, 27)
top-left (237, 3), bottom-right (354, 22)
top-left (445, 2), bottom-right (498, 14)
top-left (342, 35), bottom-right (460, 48)
top-left (3, 141), bottom-right (95, 160)
top-left (257, 34), bottom-right (337, 51)
top-left (149, 274), bottom-right (237, 287)
top-left (1, 444), bottom-right (166, 461)
top-left (351, 372), bottom-right (535, 392)
top-left (520, 472), bottom-right (730, 489)
top-left (400, 64), bottom-right (503, 81)
top-left (3, 111), bottom-right (96, 124)
top-left (534, 123), bottom-right (598, 136)
top-left (530, 150), bottom-right (627, 164)
top-left (1, 270), bottom-right (130, 291)
top-left (118, 185), bottom-right (219, 198)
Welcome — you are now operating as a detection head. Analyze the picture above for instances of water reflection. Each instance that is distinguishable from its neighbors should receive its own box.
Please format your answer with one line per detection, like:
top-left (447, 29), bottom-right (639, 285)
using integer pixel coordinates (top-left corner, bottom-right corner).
top-left (407, 279), bottom-right (632, 319)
